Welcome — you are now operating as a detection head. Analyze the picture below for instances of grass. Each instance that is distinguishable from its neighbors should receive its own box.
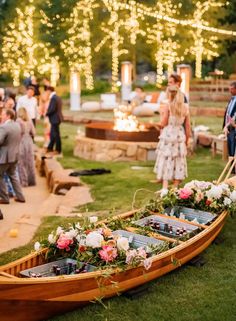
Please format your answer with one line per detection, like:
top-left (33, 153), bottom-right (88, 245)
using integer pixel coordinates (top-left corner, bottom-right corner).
top-left (0, 113), bottom-right (235, 321)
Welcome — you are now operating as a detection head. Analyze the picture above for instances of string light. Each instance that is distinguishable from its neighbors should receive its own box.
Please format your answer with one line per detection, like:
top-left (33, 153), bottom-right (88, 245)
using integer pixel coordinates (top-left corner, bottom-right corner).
top-left (0, 0), bottom-right (54, 86)
top-left (1, 0), bottom-right (236, 88)
top-left (147, 1), bottom-right (181, 87)
top-left (61, 0), bottom-right (97, 90)
top-left (124, 0), bottom-right (146, 45)
top-left (114, 0), bottom-right (236, 37)
top-left (95, 0), bottom-right (128, 92)
top-left (186, 1), bottom-right (223, 78)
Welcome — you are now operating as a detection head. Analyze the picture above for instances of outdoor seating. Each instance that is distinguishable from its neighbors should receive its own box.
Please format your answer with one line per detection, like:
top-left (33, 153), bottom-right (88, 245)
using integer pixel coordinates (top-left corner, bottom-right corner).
top-left (100, 93), bottom-right (118, 110)
top-left (81, 101), bottom-right (101, 112)
top-left (49, 168), bottom-right (82, 194)
top-left (44, 158), bottom-right (63, 186)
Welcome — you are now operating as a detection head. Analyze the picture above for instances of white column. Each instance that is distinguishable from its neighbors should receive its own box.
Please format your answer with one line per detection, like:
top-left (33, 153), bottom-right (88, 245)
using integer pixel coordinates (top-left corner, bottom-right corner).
top-left (121, 61), bottom-right (132, 101)
top-left (70, 71), bottom-right (81, 111)
top-left (177, 64), bottom-right (191, 102)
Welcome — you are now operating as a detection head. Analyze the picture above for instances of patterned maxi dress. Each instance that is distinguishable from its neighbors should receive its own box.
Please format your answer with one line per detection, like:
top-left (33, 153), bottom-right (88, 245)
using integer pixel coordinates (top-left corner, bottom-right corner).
top-left (154, 108), bottom-right (188, 181)
top-left (17, 118), bottom-right (36, 187)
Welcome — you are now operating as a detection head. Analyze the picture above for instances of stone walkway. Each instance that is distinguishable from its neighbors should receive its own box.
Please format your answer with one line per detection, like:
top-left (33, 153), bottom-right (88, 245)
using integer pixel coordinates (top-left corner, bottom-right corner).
top-left (0, 171), bottom-right (93, 254)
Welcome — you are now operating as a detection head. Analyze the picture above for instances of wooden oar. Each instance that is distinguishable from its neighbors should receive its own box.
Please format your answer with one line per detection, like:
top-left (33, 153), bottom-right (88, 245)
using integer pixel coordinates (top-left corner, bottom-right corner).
top-left (217, 156), bottom-right (235, 184)
top-left (224, 157), bottom-right (236, 181)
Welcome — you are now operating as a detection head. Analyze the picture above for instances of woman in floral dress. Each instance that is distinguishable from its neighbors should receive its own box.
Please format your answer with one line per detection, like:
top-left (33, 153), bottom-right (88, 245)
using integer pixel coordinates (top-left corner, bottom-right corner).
top-left (153, 85), bottom-right (191, 191)
top-left (16, 107), bottom-right (36, 187)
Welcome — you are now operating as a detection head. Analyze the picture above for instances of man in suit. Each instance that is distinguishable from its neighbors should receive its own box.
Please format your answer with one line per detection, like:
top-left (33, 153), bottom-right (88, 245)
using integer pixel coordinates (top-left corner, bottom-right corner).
top-left (46, 86), bottom-right (63, 155)
top-left (0, 108), bottom-right (25, 204)
top-left (223, 81), bottom-right (236, 157)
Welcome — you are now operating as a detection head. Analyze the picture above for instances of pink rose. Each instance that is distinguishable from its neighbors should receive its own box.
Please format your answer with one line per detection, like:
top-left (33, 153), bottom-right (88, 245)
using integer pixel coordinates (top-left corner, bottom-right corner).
top-left (195, 191), bottom-right (204, 203)
top-left (57, 234), bottom-right (73, 251)
top-left (206, 199), bottom-right (212, 206)
top-left (179, 188), bottom-right (193, 199)
top-left (99, 245), bottom-right (118, 263)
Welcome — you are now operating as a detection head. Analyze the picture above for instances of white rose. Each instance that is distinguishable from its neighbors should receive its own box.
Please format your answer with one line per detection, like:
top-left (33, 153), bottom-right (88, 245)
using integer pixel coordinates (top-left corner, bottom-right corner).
top-left (48, 234), bottom-right (56, 244)
top-left (219, 183), bottom-right (230, 194)
top-left (65, 228), bottom-right (77, 239)
top-left (56, 226), bottom-right (64, 236)
top-left (230, 190), bottom-right (236, 202)
top-left (117, 237), bottom-right (129, 251)
top-left (89, 216), bottom-right (98, 223)
top-left (223, 197), bottom-right (232, 206)
top-left (160, 188), bottom-right (168, 198)
top-left (206, 186), bottom-right (223, 200)
top-left (86, 231), bottom-right (104, 248)
top-left (34, 241), bottom-right (41, 251)
top-left (79, 237), bottom-right (86, 246)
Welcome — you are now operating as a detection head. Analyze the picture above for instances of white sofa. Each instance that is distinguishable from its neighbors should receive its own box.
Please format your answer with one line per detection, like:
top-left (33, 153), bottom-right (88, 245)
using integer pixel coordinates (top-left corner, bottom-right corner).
top-left (132, 91), bottom-right (166, 116)
top-left (100, 93), bottom-right (118, 110)
top-left (81, 93), bottom-right (119, 112)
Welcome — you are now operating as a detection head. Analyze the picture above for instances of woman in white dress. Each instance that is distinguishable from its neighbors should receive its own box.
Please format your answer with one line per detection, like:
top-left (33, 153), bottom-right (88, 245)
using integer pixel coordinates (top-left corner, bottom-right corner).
top-left (153, 85), bottom-right (191, 190)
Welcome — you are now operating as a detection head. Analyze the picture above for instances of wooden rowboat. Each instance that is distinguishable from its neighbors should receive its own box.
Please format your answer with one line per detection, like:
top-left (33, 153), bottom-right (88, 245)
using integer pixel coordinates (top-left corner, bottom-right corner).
top-left (0, 207), bottom-right (228, 321)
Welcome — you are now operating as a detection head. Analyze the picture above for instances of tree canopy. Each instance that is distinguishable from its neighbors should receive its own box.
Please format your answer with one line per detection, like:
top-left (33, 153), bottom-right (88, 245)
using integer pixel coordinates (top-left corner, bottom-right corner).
top-left (0, 0), bottom-right (235, 87)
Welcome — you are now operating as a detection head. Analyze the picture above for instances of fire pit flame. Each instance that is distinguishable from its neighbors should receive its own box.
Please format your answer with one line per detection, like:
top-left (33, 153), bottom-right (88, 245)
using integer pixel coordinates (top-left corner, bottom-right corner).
top-left (113, 106), bottom-right (140, 132)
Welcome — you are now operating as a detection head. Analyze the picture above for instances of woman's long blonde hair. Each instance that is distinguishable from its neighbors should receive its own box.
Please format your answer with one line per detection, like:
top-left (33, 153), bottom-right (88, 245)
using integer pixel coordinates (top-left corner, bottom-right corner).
top-left (167, 86), bottom-right (186, 118)
top-left (17, 107), bottom-right (29, 121)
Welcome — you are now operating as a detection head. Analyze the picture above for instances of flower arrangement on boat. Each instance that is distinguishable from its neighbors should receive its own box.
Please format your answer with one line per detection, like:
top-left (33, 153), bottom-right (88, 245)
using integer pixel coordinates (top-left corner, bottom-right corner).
top-left (34, 216), bottom-right (166, 271)
top-left (159, 180), bottom-right (236, 215)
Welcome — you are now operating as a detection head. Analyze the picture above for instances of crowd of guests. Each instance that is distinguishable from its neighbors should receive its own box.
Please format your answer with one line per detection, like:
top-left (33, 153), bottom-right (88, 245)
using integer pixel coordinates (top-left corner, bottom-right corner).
top-left (0, 77), bottom-right (63, 216)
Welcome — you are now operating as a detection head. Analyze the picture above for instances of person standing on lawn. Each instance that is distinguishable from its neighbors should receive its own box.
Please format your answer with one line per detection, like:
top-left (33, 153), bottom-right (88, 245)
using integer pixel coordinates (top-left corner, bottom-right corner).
top-left (0, 108), bottom-right (25, 204)
top-left (45, 86), bottom-right (63, 155)
top-left (153, 85), bottom-right (191, 192)
top-left (223, 81), bottom-right (236, 157)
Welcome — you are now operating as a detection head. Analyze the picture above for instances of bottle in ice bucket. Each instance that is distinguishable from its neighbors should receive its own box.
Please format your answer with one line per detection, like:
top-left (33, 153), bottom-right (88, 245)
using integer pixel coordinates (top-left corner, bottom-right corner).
top-left (67, 262), bottom-right (73, 274)
top-left (183, 227), bottom-right (187, 236)
top-left (164, 223), bottom-right (168, 232)
top-left (56, 267), bottom-right (61, 276)
top-left (52, 265), bottom-right (58, 274)
top-left (72, 263), bottom-right (77, 273)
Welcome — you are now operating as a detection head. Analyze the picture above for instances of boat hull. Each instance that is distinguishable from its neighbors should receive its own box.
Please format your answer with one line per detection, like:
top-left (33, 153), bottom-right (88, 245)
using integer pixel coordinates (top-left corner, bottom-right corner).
top-left (0, 210), bottom-right (228, 321)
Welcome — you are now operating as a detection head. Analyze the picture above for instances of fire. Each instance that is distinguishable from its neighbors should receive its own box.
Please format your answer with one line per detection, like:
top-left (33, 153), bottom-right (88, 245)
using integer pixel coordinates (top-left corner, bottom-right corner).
top-left (113, 105), bottom-right (140, 132)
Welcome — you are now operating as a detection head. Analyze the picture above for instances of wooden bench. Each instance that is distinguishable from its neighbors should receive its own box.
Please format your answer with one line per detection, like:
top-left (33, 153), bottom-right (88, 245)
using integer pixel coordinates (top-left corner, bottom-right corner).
top-left (49, 169), bottom-right (82, 194)
top-left (44, 158), bottom-right (63, 186)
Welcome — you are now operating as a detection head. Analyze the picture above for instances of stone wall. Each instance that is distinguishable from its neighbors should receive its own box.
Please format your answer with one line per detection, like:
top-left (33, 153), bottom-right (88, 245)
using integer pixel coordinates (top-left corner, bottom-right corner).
top-left (74, 136), bottom-right (157, 162)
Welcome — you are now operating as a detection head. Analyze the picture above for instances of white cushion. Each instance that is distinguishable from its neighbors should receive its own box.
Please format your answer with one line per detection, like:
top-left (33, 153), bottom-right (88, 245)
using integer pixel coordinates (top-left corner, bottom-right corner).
top-left (145, 94), bottom-right (152, 102)
top-left (142, 102), bottom-right (160, 112)
top-left (81, 101), bottom-right (100, 112)
top-left (100, 93), bottom-right (118, 110)
top-left (132, 105), bottom-right (155, 116)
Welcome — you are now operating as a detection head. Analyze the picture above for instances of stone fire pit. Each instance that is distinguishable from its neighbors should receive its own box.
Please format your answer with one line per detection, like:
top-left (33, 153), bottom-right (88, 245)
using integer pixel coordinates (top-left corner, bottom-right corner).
top-left (74, 121), bottom-right (160, 162)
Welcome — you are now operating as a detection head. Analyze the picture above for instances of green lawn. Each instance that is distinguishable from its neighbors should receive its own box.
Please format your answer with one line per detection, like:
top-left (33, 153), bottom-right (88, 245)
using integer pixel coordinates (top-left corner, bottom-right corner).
top-left (0, 116), bottom-right (235, 321)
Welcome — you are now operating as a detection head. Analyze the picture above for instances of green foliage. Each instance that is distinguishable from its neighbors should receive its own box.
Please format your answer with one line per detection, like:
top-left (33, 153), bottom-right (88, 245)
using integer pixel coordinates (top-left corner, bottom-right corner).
top-left (82, 80), bottom-right (111, 95)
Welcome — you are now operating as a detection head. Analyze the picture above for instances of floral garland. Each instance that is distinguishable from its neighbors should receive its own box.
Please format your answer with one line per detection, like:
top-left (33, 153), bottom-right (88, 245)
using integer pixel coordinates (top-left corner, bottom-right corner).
top-left (34, 180), bottom-right (235, 272)
top-left (160, 180), bottom-right (236, 215)
top-left (34, 216), bottom-right (166, 271)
